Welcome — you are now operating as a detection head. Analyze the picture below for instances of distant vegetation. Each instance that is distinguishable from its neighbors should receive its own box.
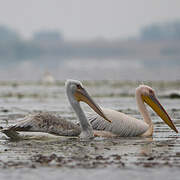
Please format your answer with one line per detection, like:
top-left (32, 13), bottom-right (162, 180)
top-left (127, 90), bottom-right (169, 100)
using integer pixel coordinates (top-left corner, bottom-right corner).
top-left (0, 20), bottom-right (180, 62)
top-left (0, 26), bottom-right (41, 61)
top-left (140, 21), bottom-right (180, 41)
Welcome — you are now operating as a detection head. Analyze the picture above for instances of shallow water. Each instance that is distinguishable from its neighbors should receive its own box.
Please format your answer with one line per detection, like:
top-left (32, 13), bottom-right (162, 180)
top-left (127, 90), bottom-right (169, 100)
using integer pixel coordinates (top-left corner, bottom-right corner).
top-left (0, 81), bottom-right (180, 179)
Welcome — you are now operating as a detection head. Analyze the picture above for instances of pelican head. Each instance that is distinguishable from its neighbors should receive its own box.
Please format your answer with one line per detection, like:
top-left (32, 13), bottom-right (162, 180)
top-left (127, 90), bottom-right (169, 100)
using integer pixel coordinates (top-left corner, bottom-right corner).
top-left (137, 85), bottom-right (178, 133)
top-left (65, 79), bottom-right (111, 123)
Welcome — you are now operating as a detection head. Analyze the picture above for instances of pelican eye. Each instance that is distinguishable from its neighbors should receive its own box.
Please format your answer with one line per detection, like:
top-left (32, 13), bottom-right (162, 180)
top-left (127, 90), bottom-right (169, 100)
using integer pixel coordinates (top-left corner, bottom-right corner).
top-left (149, 89), bottom-right (154, 96)
top-left (77, 84), bottom-right (81, 89)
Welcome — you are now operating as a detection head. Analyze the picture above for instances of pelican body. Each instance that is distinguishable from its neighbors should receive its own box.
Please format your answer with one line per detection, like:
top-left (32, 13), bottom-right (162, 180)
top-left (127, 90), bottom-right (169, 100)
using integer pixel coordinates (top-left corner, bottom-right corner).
top-left (1, 80), bottom-right (110, 140)
top-left (89, 85), bottom-right (178, 137)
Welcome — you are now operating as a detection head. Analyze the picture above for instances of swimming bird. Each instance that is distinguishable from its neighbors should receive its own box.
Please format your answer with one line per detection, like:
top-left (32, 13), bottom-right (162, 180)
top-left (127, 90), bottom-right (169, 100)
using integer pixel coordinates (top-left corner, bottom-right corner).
top-left (1, 80), bottom-right (111, 140)
top-left (42, 71), bottom-right (55, 85)
top-left (88, 85), bottom-right (178, 137)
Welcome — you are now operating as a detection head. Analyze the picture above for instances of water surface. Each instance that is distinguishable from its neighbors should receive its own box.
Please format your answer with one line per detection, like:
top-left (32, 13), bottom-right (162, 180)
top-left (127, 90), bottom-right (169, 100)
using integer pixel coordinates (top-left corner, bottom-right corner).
top-left (0, 81), bottom-right (180, 179)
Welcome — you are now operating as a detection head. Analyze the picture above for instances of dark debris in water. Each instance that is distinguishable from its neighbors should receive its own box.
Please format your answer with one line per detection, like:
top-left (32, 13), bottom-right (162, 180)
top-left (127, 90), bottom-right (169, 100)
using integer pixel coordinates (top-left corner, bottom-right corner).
top-left (0, 160), bottom-right (32, 169)
top-left (134, 161), bottom-right (175, 168)
top-left (0, 109), bottom-right (9, 113)
top-left (0, 150), bottom-right (179, 169)
top-left (30, 153), bottom-right (125, 169)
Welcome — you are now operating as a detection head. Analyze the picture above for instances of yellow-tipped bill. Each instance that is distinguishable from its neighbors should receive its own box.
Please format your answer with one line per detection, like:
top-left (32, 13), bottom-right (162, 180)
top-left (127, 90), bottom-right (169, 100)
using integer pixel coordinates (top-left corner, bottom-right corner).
top-left (142, 94), bottom-right (178, 133)
top-left (74, 86), bottom-right (111, 123)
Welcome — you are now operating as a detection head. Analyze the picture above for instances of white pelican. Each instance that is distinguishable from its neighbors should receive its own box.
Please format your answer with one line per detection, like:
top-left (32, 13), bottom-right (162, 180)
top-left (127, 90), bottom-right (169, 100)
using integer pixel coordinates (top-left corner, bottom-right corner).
top-left (42, 71), bottom-right (55, 84)
top-left (1, 80), bottom-right (111, 140)
top-left (88, 85), bottom-right (178, 137)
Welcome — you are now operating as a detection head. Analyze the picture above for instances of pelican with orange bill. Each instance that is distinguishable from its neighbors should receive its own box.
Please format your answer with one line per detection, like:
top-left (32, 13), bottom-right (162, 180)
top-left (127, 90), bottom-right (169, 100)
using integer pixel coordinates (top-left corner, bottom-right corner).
top-left (1, 80), bottom-right (111, 140)
top-left (88, 85), bottom-right (178, 137)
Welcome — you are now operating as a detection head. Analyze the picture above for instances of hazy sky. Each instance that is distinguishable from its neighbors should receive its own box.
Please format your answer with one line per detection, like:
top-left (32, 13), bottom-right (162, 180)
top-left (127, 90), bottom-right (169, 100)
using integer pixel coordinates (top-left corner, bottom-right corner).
top-left (0, 0), bottom-right (180, 40)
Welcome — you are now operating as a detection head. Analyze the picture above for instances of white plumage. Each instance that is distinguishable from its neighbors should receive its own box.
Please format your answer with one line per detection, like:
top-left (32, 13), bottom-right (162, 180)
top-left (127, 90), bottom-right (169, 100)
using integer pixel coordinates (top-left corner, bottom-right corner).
top-left (89, 108), bottom-right (148, 137)
top-left (1, 83), bottom-right (177, 140)
top-left (88, 85), bottom-right (178, 137)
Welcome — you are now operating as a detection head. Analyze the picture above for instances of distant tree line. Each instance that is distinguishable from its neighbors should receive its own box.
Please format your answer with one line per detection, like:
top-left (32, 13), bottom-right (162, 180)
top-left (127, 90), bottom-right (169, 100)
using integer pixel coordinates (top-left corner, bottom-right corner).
top-left (0, 26), bottom-right (42, 61)
top-left (0, 20), bottom-right (180, 62)
top-left (140, 20), bottom-right (180, 41)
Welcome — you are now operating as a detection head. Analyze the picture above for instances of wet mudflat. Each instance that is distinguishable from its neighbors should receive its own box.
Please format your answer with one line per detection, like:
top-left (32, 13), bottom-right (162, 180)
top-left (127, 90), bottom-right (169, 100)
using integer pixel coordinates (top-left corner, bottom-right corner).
top-left (0, 80), bottom-right (180, 179)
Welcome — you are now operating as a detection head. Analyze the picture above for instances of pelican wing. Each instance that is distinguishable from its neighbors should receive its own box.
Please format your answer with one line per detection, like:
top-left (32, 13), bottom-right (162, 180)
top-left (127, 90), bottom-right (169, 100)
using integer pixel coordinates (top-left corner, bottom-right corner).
top-left (88, 108), bottom-right (149, 137)
top-left (2, 112), bottom-right (81, 138)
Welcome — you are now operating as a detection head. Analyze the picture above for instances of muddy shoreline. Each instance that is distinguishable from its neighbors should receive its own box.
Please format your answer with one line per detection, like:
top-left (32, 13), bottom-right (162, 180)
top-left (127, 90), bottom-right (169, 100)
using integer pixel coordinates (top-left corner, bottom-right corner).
top-left (0, 81), bottom-right (180, 179)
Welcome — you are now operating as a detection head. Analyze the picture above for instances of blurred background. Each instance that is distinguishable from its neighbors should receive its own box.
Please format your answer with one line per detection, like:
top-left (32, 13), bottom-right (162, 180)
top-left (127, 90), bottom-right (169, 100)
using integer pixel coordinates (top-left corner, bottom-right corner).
top-left (0, 1), bottom-right (180, 174)
top-left (0, 0), bottom-right (180, 81)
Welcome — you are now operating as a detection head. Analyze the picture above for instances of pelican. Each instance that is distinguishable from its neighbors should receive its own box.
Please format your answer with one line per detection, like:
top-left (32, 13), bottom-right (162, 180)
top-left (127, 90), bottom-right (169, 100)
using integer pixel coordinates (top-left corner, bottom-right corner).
top-left (1, 80), bottom-right (111, 140)
top-left (42, 71), bottom-right (55, 85)
top-left (88, 85), bottom-right (178, 137)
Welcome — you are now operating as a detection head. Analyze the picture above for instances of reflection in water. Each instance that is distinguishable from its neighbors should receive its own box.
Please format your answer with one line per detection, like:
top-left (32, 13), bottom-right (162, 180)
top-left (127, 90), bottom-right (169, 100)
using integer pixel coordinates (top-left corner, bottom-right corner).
top-left (139, 137), bottom-right (153, 156)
